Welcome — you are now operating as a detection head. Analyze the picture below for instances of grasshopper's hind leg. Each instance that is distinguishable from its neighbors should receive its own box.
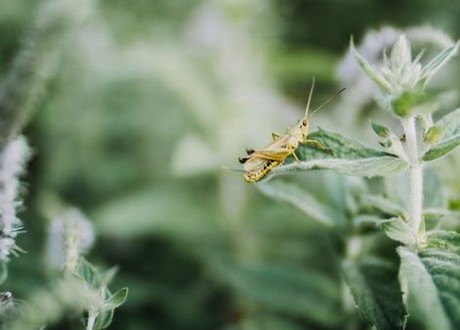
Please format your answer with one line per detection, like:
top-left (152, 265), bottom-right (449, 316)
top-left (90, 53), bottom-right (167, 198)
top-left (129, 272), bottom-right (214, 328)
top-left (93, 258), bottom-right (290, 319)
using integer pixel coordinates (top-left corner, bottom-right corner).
top-left (302, 139), bottom-right (331, 152)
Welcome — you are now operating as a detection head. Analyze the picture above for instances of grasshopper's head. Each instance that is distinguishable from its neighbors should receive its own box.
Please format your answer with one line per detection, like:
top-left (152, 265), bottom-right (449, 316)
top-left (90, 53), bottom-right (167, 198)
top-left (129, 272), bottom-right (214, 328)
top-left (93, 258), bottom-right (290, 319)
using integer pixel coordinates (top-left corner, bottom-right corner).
top-left (299, 117), bottom-right (310, 139)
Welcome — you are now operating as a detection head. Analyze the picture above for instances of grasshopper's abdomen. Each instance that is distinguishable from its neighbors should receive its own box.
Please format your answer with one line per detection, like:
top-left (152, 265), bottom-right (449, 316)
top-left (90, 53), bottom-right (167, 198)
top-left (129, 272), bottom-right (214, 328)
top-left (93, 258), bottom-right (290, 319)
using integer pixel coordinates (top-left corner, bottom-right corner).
top-left (243, 160), bottom-right (281, 183)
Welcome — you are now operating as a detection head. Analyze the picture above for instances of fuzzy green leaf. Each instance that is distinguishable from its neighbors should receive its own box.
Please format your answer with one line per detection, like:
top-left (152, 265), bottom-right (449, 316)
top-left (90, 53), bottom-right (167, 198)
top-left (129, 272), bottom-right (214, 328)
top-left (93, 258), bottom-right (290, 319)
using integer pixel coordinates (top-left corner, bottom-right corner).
top-left (274, 157), bottom-right (406, 177)
top-left (353, 214), bottom-right (384, 228)
top-left (385, 168), bottom-right (447, 211)
top-left (75, 258), bottom-right (100, 288)
top-left (380, 217), bottom-right (416, 245)
top-left (423, 209), bottom-right (460, 220)
top-left (94, 186), bottom-right (217, 239)
top-left (213, 260), bottom-right (342, 327)
top-left (423, 209), bottom-right (460, 230)
top-left (264, 129), bottom-right (406, 180)
top-left (426, 231), bottom-right (460, 253)
top-left (93, 309), bottom-right (114, 330)
top-left (424, 168), bottom-right (446, 208)
top-left (299, 129), bottom-right (392, 159)
top-left (350, 38), bottom-right (393, 92)
top-left (342, 258), bottom-right (407, 330)
top-left (92, 288), bottom-right (128, 329)
top-left (398, 247), bottom-right (460, 329)
top-left (424, 125), bottom-right (443, 144)
top-left (423, 136), bottom-right (460, 161)
top-left (105, 288), bottom-right (129, 309)
top-left (241, 313), bottom-right (305, 330)
top-left (423, 108), bottom-right (460, 161)
top-left (257, 181), bottom-right (343, 226)
top-left (363, 195), bottom-right (408, 219)
top-left (323, 172), bottom-right (349, 215)
top-left (370, 120), bottom-right (391, 138)
top-left (100, 309), bottom-right (114, 329)
top-left (101, 267), bottom-right (119, 286)
top-left (385, 173), bottom-right (410, 209)
top-left (420, 42), bottom-right (459, 83)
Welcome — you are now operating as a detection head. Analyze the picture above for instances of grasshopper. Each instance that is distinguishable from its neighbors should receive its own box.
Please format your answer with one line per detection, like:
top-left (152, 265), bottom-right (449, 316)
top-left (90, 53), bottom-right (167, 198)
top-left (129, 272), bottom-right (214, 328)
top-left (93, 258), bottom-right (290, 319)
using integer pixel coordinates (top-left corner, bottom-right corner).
top-left (239, 79), bottom-right (345, 183)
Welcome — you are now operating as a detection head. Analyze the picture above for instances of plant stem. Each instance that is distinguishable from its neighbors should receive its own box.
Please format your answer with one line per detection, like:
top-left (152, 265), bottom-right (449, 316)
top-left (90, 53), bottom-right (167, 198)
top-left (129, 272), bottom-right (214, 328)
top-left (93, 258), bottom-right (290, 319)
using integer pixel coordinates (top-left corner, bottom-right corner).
top-left (86, 312), bottom-right (97, 330)
top-left (401, 117), bottom-right (423, 244)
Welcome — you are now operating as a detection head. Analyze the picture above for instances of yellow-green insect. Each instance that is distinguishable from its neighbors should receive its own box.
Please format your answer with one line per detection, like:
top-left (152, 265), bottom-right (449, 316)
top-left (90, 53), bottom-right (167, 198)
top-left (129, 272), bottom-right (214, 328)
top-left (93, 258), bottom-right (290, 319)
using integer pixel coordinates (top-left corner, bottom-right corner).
top-left (238, 80), bottom-right (344, 183)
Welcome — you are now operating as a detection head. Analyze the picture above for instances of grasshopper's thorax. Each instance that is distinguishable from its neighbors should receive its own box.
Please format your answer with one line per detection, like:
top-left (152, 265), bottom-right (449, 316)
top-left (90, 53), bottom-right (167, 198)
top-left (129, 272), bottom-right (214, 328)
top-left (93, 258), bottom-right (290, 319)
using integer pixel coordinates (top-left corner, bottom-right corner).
top-left (285, 117), bottom-right (309, 149)
top-left (300, 117), bottom-right (310, 140)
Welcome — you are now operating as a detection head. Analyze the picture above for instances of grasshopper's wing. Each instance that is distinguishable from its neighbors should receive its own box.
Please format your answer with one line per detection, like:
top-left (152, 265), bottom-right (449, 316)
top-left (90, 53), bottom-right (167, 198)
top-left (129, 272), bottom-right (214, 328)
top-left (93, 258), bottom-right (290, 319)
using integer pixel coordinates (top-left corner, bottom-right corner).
top-left (238, 146), bottom-right (287, 164)
top-left (250, 148), bottom-right (292, 161)
top-left (243, 154), bottom-right (269, 170)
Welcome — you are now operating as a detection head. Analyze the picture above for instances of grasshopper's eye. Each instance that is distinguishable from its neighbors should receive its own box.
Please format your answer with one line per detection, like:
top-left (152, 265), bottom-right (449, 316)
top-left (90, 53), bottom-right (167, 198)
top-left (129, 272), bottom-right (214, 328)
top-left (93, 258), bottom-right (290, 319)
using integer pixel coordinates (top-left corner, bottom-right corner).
top-left (302, 119), bottom-right (308, 126)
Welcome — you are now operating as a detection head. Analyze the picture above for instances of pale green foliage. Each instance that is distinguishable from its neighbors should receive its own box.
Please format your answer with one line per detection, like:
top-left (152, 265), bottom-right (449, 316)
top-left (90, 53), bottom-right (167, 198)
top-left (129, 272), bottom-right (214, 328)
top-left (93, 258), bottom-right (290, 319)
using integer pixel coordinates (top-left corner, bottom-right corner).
top-left (252, 30), bottom-right (460, 329)
top-left (0, 0), bottom-right (128, 328)
top-left (350, 35), bottom-right (458, 110)
top-left (258, 181), bottom-right (343, 226)
top-left (3, 207), bottom-right (127, 330)
top-left (423, 108), bottom-right (460, 161)
top-left (380, 217), bottom-right (416, 246)
top-left (265, 129), bottom-right (407, 180)
top-left (398, 247), bottom-right (453, 330)
top-left (343, 258), bottom-right (406, 330)
top-left (5, 263), bottom-right (128, 330)
top-left (212, 259), bottom-right (342, 326)
top-left (2, 0), bottom-right (460, 328)
top-left (75, 259), bottom-right (128, 330)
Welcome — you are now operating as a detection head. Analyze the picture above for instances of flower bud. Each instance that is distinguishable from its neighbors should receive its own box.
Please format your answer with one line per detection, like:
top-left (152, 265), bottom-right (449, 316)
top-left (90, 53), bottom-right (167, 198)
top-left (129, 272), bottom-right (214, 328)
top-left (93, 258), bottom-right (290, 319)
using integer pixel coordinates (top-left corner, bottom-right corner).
top-left (424, 125), bottom-right (443, 144)
top-left (370, 120), bottom-right (391, 138)
top-left (392, 91), bottom-right (427, 117)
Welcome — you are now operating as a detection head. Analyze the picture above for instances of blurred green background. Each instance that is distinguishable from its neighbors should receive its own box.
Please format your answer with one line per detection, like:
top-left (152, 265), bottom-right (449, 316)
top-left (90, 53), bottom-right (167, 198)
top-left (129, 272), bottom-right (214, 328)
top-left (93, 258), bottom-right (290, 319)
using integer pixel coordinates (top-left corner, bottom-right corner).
top-left (1, 0), bottom-right (460, 329)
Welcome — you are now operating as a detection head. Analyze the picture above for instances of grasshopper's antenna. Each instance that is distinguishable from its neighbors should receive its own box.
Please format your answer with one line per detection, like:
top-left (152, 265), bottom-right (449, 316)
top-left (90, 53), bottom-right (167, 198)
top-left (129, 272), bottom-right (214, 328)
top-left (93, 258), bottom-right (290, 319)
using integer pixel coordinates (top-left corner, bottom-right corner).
top-left (308, 87), bottom-right (346, 118)
top-left (304, 77), bottom-right (315, 117)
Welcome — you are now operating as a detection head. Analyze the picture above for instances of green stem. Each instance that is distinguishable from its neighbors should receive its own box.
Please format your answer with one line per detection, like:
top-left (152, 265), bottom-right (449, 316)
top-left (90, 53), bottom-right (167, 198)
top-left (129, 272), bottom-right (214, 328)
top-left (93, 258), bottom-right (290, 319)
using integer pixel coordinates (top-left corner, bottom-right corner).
top-left (401, 117), bottom-right (423, 245)
top-left (86, 312), bottom-right (97, 330)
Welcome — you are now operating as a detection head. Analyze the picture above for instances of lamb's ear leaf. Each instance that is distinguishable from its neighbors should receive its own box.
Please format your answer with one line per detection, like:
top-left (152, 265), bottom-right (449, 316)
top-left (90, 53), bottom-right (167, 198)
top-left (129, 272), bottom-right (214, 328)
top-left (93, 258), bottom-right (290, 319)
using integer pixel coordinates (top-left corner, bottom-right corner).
top-left (398, 245), bottom-right (460, 329)
top-left (423, 108), bottom-right (460, 161)
top-left (263, 129), bottom-right (406, 181)
top-left (362, 195), bottom-right (408, 219)
top-left (212, 259), bottom-right (342, 327)
top-left (350, 38), bottom-right (393, 92)
top-left (380, 217), bottom-right (416, 245)
top-left (342, 257), bottom-right (407, 330)
top-left (257, 181), bottom-right (344, 227)
top-left (420, 42), bottom-right (459, 83)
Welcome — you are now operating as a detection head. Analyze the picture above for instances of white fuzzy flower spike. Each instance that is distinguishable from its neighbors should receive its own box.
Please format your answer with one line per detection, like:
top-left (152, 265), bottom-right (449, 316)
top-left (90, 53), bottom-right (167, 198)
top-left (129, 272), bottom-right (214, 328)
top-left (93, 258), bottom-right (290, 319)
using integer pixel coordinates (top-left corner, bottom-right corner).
top-left (0, 137), bottom-right (30, 261)
top-left (46, 208), bottom-right (95, 273)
